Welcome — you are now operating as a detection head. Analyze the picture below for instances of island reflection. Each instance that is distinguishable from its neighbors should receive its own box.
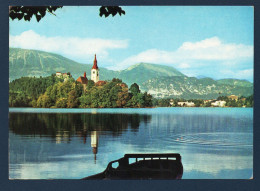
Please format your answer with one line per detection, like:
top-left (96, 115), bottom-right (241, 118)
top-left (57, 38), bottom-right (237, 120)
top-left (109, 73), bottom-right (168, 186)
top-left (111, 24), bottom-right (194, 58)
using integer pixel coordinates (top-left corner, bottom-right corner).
top-left (9, 112), bottom-right (152, 141)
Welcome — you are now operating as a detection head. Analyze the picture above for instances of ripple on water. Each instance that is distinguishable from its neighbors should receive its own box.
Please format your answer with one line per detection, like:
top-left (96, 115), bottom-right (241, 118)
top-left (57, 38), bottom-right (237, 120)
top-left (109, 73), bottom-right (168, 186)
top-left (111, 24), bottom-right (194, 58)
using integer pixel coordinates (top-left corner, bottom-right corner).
top-left (162, 132), bottom-right (252, 148)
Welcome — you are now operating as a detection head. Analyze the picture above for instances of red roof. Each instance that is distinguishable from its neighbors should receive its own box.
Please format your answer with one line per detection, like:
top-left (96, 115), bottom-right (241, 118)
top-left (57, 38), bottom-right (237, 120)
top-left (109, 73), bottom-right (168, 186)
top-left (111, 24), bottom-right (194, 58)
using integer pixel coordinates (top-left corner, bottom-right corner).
top-left (95, 81), bottom-right (106, 86)
top-left (76, 76), bottom-right (88, 85)
top-left (92, 54), bottom-right (98, 69)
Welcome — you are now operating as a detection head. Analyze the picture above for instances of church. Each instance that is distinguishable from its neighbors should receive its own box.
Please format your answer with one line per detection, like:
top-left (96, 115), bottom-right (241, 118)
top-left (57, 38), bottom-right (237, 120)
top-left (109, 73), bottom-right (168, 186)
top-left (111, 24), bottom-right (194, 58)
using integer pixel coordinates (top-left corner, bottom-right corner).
top-left (76, 54), bottom-right (106, 89)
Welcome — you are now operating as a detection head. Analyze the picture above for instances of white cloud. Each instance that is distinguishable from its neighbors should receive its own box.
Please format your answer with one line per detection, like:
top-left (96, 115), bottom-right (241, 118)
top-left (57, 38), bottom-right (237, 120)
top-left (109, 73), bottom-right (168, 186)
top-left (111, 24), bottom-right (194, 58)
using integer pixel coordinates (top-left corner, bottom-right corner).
top-left (177, 38), bottom-right (253, 61)
top-left (180, 36), bottom-right (221, 50)
top-left (113, 37), bottom-right (253, 80)
top-left (9, 30), bottom-right (128, 62)
top-left (116, 37), bottom-right (253, 68)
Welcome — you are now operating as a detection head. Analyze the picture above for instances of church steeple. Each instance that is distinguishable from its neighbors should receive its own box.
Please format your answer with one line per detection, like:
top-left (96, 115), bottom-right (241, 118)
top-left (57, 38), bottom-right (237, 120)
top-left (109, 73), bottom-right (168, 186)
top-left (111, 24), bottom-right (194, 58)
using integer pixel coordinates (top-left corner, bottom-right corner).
top-left (92, 54), bottom-right (98, 69)
top-left (91, 54), bottom-right (99, 83)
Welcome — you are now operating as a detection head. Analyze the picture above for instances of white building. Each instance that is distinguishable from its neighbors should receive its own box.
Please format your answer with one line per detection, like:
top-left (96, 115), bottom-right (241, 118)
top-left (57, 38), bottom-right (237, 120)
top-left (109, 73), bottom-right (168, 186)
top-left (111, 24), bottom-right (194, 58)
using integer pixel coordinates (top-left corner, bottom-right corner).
top-left (211, 100), bottom-right (226, 107)
top-left (169, 99), bottom-right (174, 106)
top-left (177, 101), bottom-right (195, 107)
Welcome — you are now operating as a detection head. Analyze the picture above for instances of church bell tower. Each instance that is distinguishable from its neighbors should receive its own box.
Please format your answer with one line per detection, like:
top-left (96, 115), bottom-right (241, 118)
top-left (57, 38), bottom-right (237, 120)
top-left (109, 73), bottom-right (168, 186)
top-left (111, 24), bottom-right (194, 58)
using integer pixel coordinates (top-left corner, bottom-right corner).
top-left (91, 54), bottom-right (99, 83)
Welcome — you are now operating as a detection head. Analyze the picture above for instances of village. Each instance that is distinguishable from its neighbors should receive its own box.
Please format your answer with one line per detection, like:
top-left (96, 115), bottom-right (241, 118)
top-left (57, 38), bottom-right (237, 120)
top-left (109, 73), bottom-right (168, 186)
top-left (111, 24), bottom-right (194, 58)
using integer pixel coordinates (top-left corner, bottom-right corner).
top-left (171, 94), bottom-right (244, 108)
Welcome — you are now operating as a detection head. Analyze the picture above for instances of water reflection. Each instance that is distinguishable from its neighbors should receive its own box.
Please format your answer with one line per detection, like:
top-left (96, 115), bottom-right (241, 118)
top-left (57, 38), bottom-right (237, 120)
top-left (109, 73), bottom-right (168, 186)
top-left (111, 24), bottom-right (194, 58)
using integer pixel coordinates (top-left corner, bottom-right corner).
top-left (91, 131), bottom-right (98, 163)
top-left (9, 113), bottom-right (152, 141)
top-left (9, 108), bottom-right (253, 179)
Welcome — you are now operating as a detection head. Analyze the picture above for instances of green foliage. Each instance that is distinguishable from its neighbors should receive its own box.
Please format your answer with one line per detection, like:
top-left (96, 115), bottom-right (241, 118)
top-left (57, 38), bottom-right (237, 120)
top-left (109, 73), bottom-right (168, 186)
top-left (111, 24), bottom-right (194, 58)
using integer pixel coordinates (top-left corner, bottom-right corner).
top-left (157, 99), bottom-right (170, 107)
top-left (112, 78), bottom-right (123, 83)
top-left (129, 83), bottom-right (141, 95)
top-left (9, 75), bottom-right (61, 100)
top-left (67, 90), bottom-right (79, 108)
top-left (55, 98), bottom-right (68, 108)
top-left (143, 92), bottom-right (153, 107)
top-left (37, 94), bottom-right (52, 108)
top-left (9, 92), bottom-right (32, 107)
top-left (9, 75), bottom-right (153, 108)
top-left (86, 80), bottom-right (95, 90)
top-left (9, 75), bottom-right (62, 107)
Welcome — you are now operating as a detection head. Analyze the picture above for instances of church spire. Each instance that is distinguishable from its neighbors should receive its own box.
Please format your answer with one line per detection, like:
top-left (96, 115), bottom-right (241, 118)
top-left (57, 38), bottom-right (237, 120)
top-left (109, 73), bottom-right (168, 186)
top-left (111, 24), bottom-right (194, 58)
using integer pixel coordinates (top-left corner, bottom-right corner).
top-left (92, 54), bottom-right (98, 69)
top-left (91, 54), bottom-right (99, 83)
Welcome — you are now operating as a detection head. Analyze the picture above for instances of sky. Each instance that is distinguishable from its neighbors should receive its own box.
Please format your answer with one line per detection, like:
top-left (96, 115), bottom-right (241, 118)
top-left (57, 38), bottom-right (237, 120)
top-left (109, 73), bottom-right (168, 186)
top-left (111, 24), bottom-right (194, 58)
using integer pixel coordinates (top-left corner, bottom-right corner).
top-left (9, 6), bottom-right (254, 82)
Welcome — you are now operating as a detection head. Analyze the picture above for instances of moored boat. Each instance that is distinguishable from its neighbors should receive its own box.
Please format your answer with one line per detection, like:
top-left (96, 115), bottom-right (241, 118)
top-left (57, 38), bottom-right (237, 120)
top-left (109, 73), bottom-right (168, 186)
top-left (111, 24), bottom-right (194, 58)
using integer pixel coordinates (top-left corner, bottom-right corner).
top-left (83, 153), bottom-right (183, 180)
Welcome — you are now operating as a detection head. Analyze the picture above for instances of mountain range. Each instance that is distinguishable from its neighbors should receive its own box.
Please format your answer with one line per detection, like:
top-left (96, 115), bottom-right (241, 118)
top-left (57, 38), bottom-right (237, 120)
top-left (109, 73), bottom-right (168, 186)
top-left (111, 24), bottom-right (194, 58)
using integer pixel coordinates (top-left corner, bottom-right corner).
top-left (9, 48), bottom-right (253, 99)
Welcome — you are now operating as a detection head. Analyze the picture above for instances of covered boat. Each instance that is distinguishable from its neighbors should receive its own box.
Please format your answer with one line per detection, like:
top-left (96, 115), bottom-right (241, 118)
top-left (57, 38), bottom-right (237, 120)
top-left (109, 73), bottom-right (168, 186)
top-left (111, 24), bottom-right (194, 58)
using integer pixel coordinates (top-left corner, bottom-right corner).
top-left (83, 153), bottom-right (183, 180)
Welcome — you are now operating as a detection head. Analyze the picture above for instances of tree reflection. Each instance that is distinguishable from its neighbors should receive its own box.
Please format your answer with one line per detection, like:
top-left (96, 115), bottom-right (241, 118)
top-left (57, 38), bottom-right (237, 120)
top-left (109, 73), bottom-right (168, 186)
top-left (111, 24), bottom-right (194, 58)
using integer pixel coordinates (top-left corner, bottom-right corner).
top-left (9, 113), bottom-right (152, 143)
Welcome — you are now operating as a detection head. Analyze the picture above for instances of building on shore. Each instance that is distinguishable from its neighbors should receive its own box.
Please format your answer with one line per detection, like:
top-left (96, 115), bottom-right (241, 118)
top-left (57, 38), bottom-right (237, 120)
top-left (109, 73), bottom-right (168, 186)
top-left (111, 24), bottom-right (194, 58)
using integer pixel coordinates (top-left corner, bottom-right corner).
top-left (76, 72), bottom-right (88, 90)
top-left (228, 95), bottom-right (238, 101)
top-left (169, 99), bottom-right (174, 106)
top-left (177, 101), bottom-right (195, 107)
top-left (76, 54), bottom-right (106, 89)
top-left (211, 100), bottom-right (226, 107)
top-left (56, 72), bottom-right (72, 82)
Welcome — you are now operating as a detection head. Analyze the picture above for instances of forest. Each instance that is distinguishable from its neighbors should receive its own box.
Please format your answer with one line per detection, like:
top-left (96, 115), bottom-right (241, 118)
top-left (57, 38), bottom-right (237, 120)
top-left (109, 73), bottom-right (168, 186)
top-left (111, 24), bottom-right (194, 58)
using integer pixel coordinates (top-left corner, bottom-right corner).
top-left (9, 75), bottom-right (153, 108)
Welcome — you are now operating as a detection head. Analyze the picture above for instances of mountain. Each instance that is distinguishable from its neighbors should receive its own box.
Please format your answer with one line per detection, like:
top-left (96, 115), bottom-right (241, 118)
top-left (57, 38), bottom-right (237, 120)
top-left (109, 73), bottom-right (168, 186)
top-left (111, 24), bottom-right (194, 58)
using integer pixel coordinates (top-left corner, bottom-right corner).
top-left (196, 75), bottom-right (208, 79)
top-left (216, 79), bottom-right (253, 88)
top-left (9, 48), bottom-right (185, 85)
top-left (9, 48), bottom-right (117, 81)
top-left (9, 48), bottom-right (253, 99)
top-left (116, 62), bottom-right (185, 85)
top-left (141, 76), bottom-right (253, 99)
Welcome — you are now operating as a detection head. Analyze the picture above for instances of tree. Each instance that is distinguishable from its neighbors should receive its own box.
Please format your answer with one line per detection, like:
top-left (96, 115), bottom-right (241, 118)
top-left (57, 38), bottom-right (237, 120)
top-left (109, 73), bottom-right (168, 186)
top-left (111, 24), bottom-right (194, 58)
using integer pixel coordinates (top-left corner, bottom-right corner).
top-left (67, 90), bottom-right (79, 108)
top-left (112, 78), bottom-right (122, 83)
top-left (86, 80), bottom-right (95, 90)
top-left (158, 99), bottom-right (170, 107)
top-left (74, 82), bottom-right (84, 98)
top-left (79, 94), bottom-right (92, 108)
top-left (55, 98), bottom-right (68, 108)
top-left (116, 88), bottom-right (131, 108)
top-left (136, 93), bottom-right (145, 108)
top-left (9, 6), bottom-right (125, 22)
top-left (129, 83), bottom-right (141, 96)
top-left (37, 94), bottom-right (52, 108)
top-left (143, 92), bottom-right (153, 107)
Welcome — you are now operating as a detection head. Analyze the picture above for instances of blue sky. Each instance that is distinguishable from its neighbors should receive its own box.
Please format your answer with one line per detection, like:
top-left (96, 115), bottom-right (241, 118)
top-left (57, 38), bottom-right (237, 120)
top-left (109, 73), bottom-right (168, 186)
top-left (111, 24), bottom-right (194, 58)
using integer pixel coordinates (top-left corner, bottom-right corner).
top-left (9, 6), bottom-right (254, 82)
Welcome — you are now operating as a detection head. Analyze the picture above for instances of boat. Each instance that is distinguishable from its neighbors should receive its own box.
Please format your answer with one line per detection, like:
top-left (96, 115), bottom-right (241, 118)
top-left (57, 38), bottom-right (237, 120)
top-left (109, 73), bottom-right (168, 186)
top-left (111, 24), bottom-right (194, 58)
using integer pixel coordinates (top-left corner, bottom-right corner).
top-left (83, 153), bottom-right (183, 180)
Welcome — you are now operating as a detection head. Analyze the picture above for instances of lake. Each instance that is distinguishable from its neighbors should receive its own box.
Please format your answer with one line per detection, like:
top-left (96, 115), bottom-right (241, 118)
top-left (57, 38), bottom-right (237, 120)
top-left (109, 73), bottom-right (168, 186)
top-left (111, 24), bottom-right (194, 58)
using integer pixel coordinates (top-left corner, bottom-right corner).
top-left (9, 107), bottom-right (253, 179)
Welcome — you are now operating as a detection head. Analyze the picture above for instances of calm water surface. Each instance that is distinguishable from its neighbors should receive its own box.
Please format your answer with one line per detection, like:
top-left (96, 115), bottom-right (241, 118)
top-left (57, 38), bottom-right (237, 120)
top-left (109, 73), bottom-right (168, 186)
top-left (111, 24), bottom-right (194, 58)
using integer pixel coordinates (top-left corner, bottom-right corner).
top-left (9, 107), bottom-right (253, 179)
